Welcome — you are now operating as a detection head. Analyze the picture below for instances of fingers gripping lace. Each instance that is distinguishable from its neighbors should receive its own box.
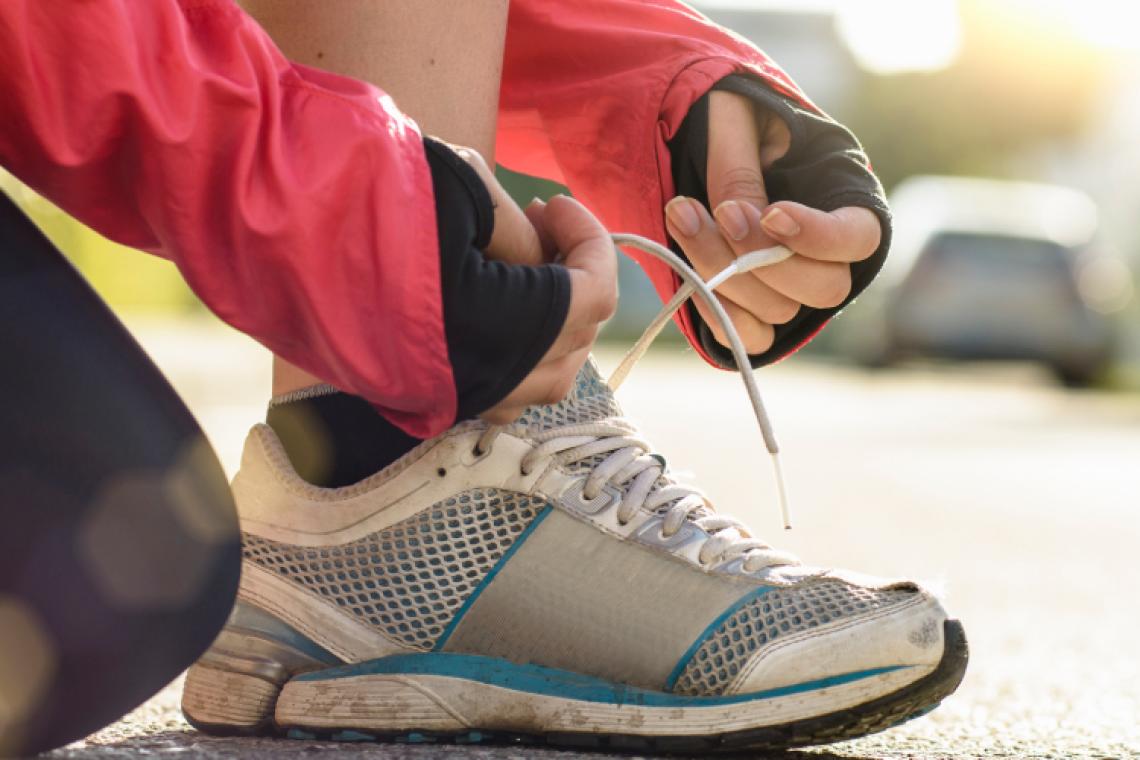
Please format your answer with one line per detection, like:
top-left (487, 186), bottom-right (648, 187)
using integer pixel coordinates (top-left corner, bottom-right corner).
top-left (474, 235), bottom-right (801, 572)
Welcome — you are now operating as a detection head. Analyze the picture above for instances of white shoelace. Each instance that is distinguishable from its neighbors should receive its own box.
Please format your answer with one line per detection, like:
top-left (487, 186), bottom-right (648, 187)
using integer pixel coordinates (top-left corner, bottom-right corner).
top-left (474, 233), bottom-right (801, 573)
top-left (610, 233), bottom-right (793, 529)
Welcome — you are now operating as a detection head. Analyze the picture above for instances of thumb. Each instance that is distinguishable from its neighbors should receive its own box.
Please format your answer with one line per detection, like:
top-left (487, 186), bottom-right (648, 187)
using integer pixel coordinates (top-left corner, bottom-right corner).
top-left (542, 195), bottom-right (613, 275)
top-left (484, 187), bottom-right (545, 267)
top-left (450, 145), bottom-right (545, 266)
top-left (706, 90), bottom-right (769, 215)
top-left (523, 198), bottom-right (558, 260)
top-left (542, 195), bottom-right (618, 325)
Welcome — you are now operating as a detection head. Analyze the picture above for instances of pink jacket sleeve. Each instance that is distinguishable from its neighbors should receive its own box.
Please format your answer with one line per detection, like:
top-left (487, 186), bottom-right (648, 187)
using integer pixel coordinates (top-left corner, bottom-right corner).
top-left (0, 0), bottom-right (454, 437)
top-left (498, 0), bottom-right (822, 365)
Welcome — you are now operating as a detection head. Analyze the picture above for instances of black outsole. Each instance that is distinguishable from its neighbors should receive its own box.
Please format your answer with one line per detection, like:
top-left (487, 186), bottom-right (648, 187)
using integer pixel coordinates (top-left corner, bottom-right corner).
top-left (188, 619), bottom-right (969, 754)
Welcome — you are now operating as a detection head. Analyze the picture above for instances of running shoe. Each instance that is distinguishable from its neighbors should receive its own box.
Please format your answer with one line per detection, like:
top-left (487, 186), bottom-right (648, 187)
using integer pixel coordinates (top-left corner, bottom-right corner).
top-left (182, 352), bottom-right (967, 751)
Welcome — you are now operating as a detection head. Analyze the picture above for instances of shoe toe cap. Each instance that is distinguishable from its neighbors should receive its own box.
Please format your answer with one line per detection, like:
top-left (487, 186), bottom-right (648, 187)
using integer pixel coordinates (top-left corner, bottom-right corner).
top-left (729, 585), bottom-right (948, 696)
top-left (671, 579), bottom-right (949, 698)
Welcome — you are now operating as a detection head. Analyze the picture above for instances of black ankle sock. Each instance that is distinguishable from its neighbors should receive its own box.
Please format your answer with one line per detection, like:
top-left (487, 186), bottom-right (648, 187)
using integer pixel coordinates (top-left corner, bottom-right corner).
top-left (266, 392), bottom-right (422, 488)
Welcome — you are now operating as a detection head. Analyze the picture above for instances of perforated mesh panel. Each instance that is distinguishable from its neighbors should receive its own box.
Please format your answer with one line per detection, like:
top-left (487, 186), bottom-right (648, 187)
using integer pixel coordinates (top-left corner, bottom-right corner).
top-left (516, 360), bottom-right (622, 476)
top-left (243, 489), bottom-right (549, 650)
top-left (672, 581), bottom-right (916, 696)
top-left (517, 359), bottom-right (621, 431)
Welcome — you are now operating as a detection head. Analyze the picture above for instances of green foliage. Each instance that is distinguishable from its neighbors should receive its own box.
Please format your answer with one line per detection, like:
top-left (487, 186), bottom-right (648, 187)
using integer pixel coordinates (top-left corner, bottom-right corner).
top-left (843, 0), bottom-right (1110, 192)
top-left (494, 165), bottom-right (568, 203)
top-left (1, 172), bottom-right (204, 313)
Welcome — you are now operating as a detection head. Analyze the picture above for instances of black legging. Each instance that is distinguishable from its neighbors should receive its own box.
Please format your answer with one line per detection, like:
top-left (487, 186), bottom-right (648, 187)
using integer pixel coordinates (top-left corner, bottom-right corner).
top-left (0, 192), bottom-right (240, 756)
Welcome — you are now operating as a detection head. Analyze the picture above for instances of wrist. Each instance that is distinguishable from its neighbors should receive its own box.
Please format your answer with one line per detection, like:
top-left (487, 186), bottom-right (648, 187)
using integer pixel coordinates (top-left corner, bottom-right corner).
top-left (423, 138), bottom-right (572, 421)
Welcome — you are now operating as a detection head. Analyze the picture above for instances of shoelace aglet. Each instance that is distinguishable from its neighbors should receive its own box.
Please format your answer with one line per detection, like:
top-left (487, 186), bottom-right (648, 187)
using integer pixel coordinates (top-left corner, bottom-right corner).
top-left (771, 451), bottom-right (792, 530)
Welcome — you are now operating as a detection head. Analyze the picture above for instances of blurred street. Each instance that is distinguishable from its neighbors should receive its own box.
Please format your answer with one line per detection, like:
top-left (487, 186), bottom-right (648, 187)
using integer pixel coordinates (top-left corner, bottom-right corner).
top-left (50, 320), bottom-right (1140, 760)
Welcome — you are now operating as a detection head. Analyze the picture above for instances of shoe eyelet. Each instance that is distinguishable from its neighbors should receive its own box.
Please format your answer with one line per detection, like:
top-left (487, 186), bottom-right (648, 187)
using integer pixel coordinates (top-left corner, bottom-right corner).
top-left (464, 443), bottom-right (493, 466)
top-left (436, 467), bottom-right (447, 478)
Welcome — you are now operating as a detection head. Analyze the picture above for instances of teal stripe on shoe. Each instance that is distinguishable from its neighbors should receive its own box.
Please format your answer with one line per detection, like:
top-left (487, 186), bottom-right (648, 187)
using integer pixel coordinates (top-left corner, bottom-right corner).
top-left (433, 505), bottom-right (553, 650)
top-left (230, 602), bottom-right (341, 665)
top-left (294, 651), bottom-right (910, 707)
top-left (664, 585), bottom-right (774, 691)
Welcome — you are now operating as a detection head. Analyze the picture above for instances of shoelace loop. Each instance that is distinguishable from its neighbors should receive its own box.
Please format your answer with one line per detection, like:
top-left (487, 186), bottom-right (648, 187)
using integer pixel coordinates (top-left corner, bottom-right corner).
top-left (610, 234), bottom-right (793, 529)
top-left (520, 418), bottom-right (798, 572)
top-left (473, 233), bottom-right (801, 573)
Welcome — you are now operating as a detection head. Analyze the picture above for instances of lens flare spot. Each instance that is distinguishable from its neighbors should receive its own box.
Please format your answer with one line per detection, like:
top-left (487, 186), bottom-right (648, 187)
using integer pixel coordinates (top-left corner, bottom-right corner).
top-left (0, 597), bottom-right (56, 753)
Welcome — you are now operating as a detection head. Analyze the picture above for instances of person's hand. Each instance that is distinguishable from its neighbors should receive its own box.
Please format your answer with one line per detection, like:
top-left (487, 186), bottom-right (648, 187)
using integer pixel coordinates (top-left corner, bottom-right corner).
top-left (663, 90), bottom-right (881, 354)
top-left (447, 144), bottom-right (548, 266)
top-left (482, 195), bottom-right (617, 423)
top-left (447, 146), bottom-right (617, 423)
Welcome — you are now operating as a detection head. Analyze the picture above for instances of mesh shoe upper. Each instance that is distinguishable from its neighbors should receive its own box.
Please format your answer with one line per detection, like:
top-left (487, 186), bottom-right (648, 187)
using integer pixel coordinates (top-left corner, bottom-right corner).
top-left (234, 360), bottom-right (942, 697)
top-left (243, 488), bottom-right (550, 651)
top-left (671, 582), bottom-right (914, 696)
top-left (517, 359), bottom-right (622, 429)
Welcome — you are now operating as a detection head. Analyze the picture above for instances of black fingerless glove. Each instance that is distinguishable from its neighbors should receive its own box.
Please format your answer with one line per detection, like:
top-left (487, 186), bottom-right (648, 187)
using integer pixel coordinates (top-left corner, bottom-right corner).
top-left (668, 76), bottom-right (892, 368)
top-left (423, 138), bottom-right (571, 420)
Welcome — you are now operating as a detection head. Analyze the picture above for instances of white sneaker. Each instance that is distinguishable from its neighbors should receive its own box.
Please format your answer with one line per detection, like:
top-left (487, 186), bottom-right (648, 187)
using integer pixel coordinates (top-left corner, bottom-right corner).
top-left (181, 356), bottom-right (967, 752)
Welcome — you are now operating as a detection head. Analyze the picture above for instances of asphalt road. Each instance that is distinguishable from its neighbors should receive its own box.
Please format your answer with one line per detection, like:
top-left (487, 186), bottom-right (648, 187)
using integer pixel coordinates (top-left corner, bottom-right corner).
top-left (47, 322), bottom-right (1140, 759)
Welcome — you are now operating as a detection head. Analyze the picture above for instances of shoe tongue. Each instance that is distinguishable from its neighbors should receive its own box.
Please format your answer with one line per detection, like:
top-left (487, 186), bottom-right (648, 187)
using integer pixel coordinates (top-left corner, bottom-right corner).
top-left (517, 357), bottom-right (622, 431)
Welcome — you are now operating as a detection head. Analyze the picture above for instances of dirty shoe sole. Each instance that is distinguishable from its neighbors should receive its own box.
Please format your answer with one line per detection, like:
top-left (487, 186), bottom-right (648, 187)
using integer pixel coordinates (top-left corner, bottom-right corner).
top-left (184, 620), bottom-right (966, 752)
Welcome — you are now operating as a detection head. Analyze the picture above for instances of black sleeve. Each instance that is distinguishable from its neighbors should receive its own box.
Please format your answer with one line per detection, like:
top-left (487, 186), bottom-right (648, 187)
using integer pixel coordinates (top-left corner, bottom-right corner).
top-left (422, 138), bottom-right (571, 421)
top-left (667, 75), bottom-right (892, 368)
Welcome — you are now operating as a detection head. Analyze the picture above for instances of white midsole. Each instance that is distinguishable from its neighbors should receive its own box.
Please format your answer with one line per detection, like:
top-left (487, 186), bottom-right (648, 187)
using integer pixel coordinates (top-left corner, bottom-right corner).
top-left (275, 665), bottom-right (934, 736)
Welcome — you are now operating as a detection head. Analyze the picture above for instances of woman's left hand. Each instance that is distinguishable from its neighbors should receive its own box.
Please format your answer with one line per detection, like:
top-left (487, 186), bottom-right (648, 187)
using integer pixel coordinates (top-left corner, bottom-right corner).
top-left (664, 90), bottom-right (882, 354)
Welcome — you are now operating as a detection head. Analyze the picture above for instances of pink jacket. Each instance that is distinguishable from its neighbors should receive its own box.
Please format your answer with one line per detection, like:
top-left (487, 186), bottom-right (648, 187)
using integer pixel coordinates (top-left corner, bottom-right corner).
top-left (0, 0), bottom-right (817, 437)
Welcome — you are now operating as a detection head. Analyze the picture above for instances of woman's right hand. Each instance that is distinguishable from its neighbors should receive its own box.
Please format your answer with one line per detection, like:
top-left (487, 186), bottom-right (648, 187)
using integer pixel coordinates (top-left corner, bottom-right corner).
top-left (449, 146), bottom-right (618, 424)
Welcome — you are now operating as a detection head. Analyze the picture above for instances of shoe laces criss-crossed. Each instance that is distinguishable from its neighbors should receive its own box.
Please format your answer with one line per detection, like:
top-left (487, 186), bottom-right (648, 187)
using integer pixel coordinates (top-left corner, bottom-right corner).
top-left (472, 234), bottom-right (798, 574)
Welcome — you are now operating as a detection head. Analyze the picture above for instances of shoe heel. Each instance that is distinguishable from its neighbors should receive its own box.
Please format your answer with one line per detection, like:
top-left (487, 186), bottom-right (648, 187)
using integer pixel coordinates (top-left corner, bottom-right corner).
top-left (182, 658), bottom-right (282, 735)
top-left (181, 602), bottom-right (341, 735)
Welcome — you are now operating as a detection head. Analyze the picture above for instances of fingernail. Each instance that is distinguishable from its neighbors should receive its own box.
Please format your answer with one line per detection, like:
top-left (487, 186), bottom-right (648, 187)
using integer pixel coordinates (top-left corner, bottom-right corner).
top-left (761, 207), bottom-right (800, 237)
top-left (714, 201), bottom-right (749, 241)
top-left (666, 197), bottom-right (701, 237)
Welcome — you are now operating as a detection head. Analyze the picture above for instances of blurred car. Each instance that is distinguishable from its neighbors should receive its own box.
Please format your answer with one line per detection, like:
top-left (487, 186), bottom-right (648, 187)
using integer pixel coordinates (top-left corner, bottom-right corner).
top-left (844, 176), bottom-right (1129, 387)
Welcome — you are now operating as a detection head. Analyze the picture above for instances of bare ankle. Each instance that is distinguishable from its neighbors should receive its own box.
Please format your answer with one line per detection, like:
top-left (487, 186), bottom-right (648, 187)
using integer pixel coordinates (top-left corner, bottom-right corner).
top-left (272, 356), bottom-right (329, 397)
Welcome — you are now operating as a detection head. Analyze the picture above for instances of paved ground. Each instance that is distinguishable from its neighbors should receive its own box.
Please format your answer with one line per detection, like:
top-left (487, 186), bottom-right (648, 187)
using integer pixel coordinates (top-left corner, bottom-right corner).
top-left (48, 321), bottom-right (1140, 759)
